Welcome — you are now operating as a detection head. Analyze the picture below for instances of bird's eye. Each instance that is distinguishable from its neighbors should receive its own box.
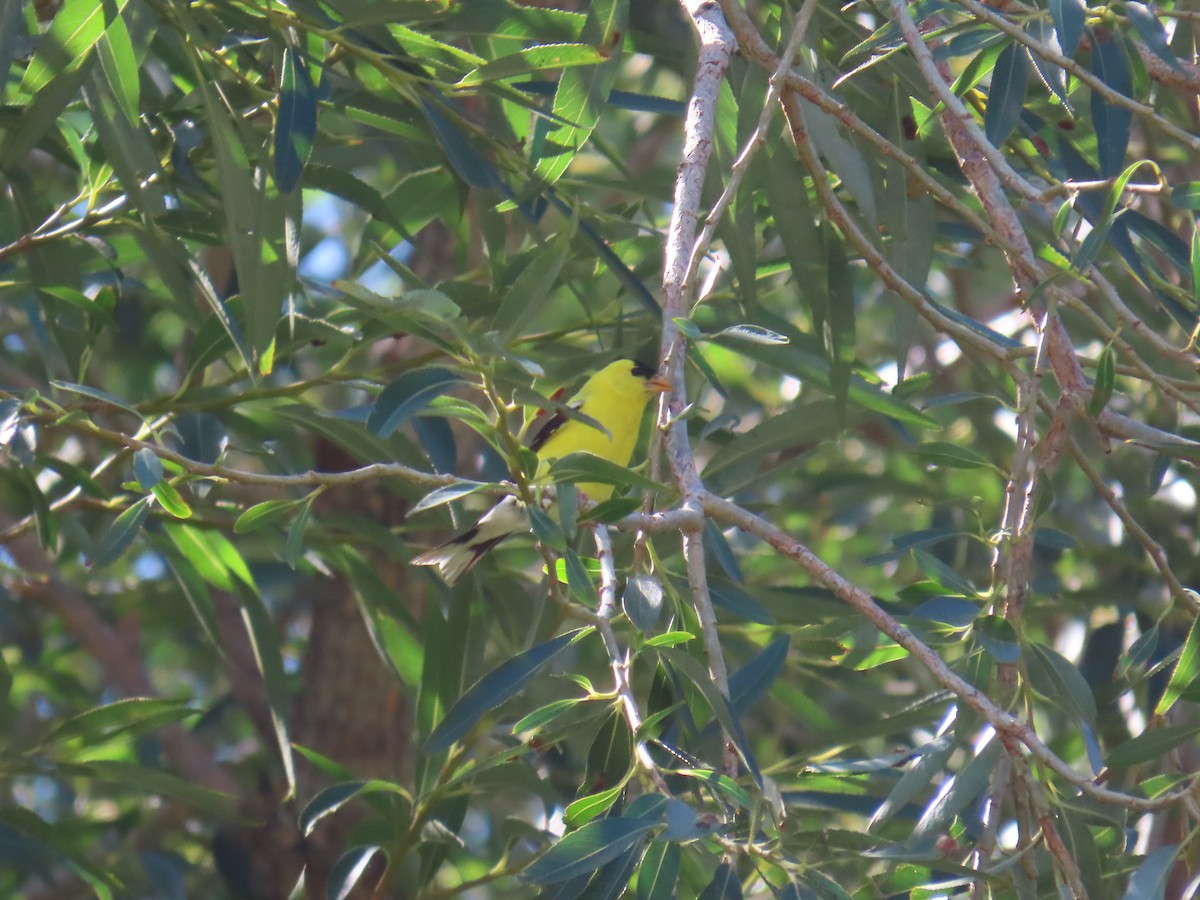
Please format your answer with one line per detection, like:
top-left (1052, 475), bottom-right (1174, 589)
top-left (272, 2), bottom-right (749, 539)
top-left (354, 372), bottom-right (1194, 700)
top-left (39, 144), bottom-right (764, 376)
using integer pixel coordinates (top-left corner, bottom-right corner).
top-left (630, 361), bottom-right (656, 378)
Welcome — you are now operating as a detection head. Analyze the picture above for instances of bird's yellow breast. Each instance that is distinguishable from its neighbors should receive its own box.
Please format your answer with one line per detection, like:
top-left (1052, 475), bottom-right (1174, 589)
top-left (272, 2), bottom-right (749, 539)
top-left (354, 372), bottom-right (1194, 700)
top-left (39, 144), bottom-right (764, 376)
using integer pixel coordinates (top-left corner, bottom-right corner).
top-left (534, 368), bottom-right (656, 502)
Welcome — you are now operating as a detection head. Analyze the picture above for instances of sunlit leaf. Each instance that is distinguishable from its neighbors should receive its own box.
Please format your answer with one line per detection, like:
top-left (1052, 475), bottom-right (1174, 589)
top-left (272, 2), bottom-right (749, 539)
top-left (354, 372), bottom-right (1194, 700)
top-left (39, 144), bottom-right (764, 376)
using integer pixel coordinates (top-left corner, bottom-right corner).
top-left (1155, 615), bottom-right (1200, 716)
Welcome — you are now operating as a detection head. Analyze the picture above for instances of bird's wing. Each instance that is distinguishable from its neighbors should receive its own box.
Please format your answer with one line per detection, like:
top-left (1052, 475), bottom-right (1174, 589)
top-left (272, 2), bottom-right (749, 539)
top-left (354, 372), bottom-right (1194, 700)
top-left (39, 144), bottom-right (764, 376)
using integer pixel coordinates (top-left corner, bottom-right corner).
top-left (528, 403), bottom-right (574, 453)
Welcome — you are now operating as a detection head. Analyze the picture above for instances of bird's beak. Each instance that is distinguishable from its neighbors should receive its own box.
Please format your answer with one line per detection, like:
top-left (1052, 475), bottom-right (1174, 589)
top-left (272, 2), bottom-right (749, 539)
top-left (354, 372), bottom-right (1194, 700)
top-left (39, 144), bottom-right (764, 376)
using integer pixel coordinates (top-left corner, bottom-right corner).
top-left (645, 376), bottom-right (672, 394)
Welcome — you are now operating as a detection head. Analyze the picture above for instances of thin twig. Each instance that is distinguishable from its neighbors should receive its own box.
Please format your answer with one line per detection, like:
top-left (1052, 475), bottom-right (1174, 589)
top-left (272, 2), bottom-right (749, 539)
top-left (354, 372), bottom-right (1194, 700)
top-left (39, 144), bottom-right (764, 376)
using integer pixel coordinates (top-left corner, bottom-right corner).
top-left (593, 525), bottom-right (670, 792)
top-left (660, 0), bottom-right (738, 776)
top-left (954, 0), bottom-right (1200, 156)
top-left (682, 0), bottom-right (819, 303)
top-left (702, 492), bottom-right (1200, 811)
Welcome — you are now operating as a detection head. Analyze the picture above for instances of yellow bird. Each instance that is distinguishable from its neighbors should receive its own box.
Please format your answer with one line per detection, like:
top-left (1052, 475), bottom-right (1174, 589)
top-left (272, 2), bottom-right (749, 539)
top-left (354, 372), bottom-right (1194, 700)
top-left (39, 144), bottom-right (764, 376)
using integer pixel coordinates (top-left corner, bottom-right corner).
top-left (412, 359), bottom-right (671, 584)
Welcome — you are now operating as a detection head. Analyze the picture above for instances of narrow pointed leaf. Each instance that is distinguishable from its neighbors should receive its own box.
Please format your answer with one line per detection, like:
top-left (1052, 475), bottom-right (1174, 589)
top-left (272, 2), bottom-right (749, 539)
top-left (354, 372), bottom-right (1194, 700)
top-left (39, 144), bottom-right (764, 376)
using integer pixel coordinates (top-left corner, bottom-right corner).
top-left (984, 42), bottom-right (1029, 146)
top-left (425, 628), bottom-right (589, 752)
top-left (1026, 641), bottom-right (1097, 722)
top-left (92, 496), bottom-right (151, 567)
top-left (274, 47), bottom-right (318, 193)
top-left (521, 817), bottom-right (657, 885)
top-left (1155, 615), bottom-right (1200, 716)
top-left (1049, 0), bottom-right (1086, 58)
top-left (1126, 4), bottom-right (1184, 73)
top-left (1091, 32), bottom-right (1132, 178)
top-left (367, 369), bottom-right (462, 438)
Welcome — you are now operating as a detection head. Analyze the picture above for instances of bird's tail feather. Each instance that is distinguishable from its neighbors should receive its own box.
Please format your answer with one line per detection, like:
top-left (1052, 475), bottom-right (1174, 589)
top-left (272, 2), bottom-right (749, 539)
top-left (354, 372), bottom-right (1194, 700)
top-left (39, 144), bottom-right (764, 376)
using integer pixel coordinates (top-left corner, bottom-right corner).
top-left (411, 496), bottom-right (529, 585)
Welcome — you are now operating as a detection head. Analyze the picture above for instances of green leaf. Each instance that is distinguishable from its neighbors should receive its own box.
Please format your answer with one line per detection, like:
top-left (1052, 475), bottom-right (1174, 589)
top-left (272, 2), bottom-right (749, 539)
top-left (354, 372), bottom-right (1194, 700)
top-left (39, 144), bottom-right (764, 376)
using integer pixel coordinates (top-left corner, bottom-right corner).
top-left (1122, 845), bottom-right (1179, 900)
top-left (298, 780), bottom-right (409, 837)
top-left (133, 447), bottom-right (164, 490)
top-left (1126, 3), bottom-right (1184, 73)
top-left (51, 380), bottom-right (142, 418)
top-left (658, 649), bottom-right (761, 786)
top-left (578, 496), bottom-right (642, 524)
top-left (95, 9), bottom-right (138, 120)
top-left (529, 506), bottom-right (567, 552)
top-left (910, 596), bottom-right (980, 628)
top-left (669, 767), bottom-right (751, 809)
top-left (1057, 807), bottom-right (1104, 899)
top-left (623, 574), bottom-right (664, 634)
top-left (494, 222), bottom-right (575, 341)
top-left (274, 47), bottom-right (318, 193)
top-left (531, 0), bottom-right (628, 187)
top-left (870, 736), bottom-right (955, 828)
top-left (1049, 0), bottom-right (1086, 58)
top-left (457, 43), bottom-right (604, 88)
top-left (521, 817), bottom-right (658, 885)
top-left (196, 70), bottom-right (291, 359)
top-left (75, 759), bottom-right (236, 819)
top-left (151, 481), bottom-right (193, 519)
top-left (425, 628), bottom-right (590, 752)
top-left (1, 57), bottom-right (91, 164)
top-left (163, 524), bottom-right (252, 592)
top-left (564, 783), bottom-right (626, 828)
top-left (1090, 31), bottom-right (1132, 178)
top-left (0, 0), bottom-right (25, 90)
top-left (19, 467), bottom-right (56, 551)
top-left (643, 631), bottom-right (694, 648)
top-left (974, 616), bottom-right (1021, 663)
top-left (21, 0), bottom-right (130, 94)
top-left (699, 862), bottom-right (742, 900)
top-left (39, 698), bottom-right (198, 748)
top-left (1105, 723), bottom-right (1200, 768)
top-left (411, 481), bottom-right (498, 515)
top-left (367, 368), bottom-right (462, 438)
top-left (585, 709), bottom-right (634, 791)
top-left (328, 846), bottom-right (385, 900)
top-left (92, 496), bottom-right (151, 567)
top-left (1173, 182), bottom-right (1200, 211)
top-left (713, 324), bottom-right (789, 346)
top-left (548, 452), bottom-right (670, 494)
top-left (1193, 225), bottom-right (1200, 309)
top-left (1026, 20), bottom-right (1071, 109)
top-left (636, 842), bottom-right (680, 900)
top-left (984, 42), bottom-right (1029, 146)
top-left (421, 98), bottom-right (501, 190)
top-left (1025, 641), bottom-right (1097, 723)
top-left (1155, 615), bottom-right (1200, 716)
top-left (1088, 345), bottom-right (1116, 416)
top-left (0, 808), bottom-right (121, 893)
top-left (880, 145), bottom-right (936, 380)
top-left (707, 578), bottom-right (773, 624)
top-left (563, 548), bottom-right (594, 603)
top-left (912, 739), bottom-right (1002, 837)
top-left (672, 316), bottom-right (703, 341)
top-left (234, 499), bottom-right (299, 533)
top-left (913, 550), bottom-right (980, 598)
top-left (728, 635), bottom-right (789, 711)
top-left (912, 442), bottom-right (995, 470)
top-left (512, 697), bottom-right (586, 735)
top-left (704, 519), bottom-right (744, 583)
top-left (285, 494), bottom-right (313, 570)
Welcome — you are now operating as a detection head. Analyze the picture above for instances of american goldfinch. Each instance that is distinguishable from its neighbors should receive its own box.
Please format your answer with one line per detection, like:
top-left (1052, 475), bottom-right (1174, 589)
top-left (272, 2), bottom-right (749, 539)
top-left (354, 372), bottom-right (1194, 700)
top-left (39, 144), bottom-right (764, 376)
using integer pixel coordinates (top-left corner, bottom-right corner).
top-left (412, 359), bottom-right (671, 584)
